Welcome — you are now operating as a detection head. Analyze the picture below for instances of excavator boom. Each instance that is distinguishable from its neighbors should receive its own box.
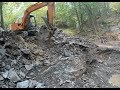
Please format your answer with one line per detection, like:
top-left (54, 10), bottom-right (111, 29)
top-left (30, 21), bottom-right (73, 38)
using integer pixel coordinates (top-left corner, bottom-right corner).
top-left (11, 2), bottom-right (55, 32)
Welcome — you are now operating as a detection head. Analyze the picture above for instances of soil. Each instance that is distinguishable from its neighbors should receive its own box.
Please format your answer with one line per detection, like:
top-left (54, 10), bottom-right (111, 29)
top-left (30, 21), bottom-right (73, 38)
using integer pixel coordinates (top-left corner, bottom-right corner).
top-left (0, 27), bottom-right (120, 88)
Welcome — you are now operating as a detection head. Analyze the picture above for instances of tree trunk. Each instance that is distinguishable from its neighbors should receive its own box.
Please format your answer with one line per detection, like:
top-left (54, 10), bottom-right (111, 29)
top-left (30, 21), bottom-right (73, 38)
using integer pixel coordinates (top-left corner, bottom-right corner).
top-left (0, 2), bottom-right (4, 29)
top-left (72, 2), bottom-right (81, 31)
top-left (84, 3), bottom-right (97, 32)
top-left (78, 3), bottom-right (83, 26)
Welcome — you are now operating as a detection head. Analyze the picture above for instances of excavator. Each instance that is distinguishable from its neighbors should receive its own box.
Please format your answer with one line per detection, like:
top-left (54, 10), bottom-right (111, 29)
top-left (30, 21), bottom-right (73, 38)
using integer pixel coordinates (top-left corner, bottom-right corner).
top-left (10, 2), bottom-right (56, 40)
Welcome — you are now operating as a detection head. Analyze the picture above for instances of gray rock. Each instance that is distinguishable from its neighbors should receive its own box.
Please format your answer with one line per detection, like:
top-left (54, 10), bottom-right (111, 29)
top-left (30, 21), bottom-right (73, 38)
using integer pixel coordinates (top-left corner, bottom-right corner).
top-left (2, 71), bottom-right (9, 78)
top-left (0, 27), bottom-right (4, 31)
top-left (65, 57), bottom-right (86, 77)
top-left (0, 75), bottom-right (4, 81)
top-left (5, 65), bottom-right (11, 70)
top-left (25, 76), bottom-right (31, 79)
top-left (0, 38), bottom-right (4, 42)
top-left (64, 50), bottom-right (69, 57)
top-left (25, 64), bottom-right (33, 70)
top-left (7, 68), bottom-right (21, 82)
top-left (0, 27), bottom-right (4, 36)
top-left (2, 62), bottom-right (5, 67)
top-left (35, 83), bottom-right (46, 88)
top-left (2, 85), bottom-right (8, 88)
top-left (33, 49), bottom-right (44, 56)
top-left (34, 60), bottom-right (41, 66)
top-left (30, 72), bottom-right (34, 75)
top-left (23, 58), bottom-right (31, 65)
top-left (43, 60), bottom-right (50, 66)
top-left (12, 60), bottom-right (17, 64)
top-left (17, 80), bottom-right (29, 88)
top-left (0, 48), bottom-right (6, 59)
top-left (21, 49), bottom-right (30, 55)
top-left (28, 80), bottom-right (39, 88)
top-left (19, 71), bottom-right (26, 78)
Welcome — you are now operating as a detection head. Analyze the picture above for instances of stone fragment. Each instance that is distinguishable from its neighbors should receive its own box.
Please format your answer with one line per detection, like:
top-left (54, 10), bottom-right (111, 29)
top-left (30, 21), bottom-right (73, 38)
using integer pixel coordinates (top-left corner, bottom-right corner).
top-left (0, 75), bottom-right (4, 81)
top-left (25, 64), bottom-right (33, 70)
top-left (35, 83), bottom-right (46, 88)
top-left (28, 80), bottom-right (39, 88)
top-left (16, 80), bottom-right (29, 88)
top-left (2, 71), bottom-right (9, 78)
top-left (7, 68), bottom-right (21, 82)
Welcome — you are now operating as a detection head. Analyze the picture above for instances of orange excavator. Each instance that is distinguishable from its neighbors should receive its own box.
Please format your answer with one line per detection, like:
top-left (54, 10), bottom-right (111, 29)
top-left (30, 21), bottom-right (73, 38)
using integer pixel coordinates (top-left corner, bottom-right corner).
top-left (10, 2), bottom-right (56, 39)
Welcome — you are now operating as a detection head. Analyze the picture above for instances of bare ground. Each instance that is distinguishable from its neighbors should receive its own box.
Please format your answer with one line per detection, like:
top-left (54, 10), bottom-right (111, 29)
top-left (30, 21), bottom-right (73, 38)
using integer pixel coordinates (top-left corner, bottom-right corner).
top-left (0, 27), bottom-right (120, 88)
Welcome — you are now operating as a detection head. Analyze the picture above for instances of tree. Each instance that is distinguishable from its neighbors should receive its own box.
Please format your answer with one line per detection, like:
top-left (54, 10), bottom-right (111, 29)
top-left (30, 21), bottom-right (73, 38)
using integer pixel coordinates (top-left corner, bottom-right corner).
top-left (72, 2), bottom-right (81, 31)
top-left (0, 2), bottom-right (4, 29)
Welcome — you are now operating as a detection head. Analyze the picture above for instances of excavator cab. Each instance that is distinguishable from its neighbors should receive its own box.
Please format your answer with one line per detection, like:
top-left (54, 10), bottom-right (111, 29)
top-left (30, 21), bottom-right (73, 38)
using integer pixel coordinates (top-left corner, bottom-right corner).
top-left (28, 15), bottom-right (37, 29)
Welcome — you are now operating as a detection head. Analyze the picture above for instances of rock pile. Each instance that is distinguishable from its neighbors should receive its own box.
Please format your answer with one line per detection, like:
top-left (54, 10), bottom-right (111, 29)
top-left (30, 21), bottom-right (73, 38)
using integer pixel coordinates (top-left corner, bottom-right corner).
top-left (1, 29), bottom-right (118, 88)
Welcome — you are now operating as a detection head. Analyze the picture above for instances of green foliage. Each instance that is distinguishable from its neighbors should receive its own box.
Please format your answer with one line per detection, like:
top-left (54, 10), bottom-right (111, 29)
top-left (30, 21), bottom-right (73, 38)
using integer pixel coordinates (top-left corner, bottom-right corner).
top-left (2, 2), bottom-right (120, 34)
top-left (55, 2), bottom-right (77, 28)
top-left (109, 2), bottom-right (120, 13)
top-left (31, 6), bottom-right (47, 26)
top-left (2, 2), bottom-right (47, 29)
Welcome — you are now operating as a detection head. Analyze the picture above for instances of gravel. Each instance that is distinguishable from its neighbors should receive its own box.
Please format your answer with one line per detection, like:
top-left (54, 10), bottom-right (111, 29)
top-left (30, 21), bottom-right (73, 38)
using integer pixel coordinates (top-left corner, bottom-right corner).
top-left (0, 29), bottom-right (119, 88)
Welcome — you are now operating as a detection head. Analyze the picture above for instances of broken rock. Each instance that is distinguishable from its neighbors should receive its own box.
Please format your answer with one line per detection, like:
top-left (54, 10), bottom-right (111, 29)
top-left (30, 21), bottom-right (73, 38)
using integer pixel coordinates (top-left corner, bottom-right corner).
top-left (25, 64), bottom-right (34, 70)
top-left (28, 79), bottom-right (39, 88)
top-left (2, 62), bottom-right (5, 67)
top-left (64, 50), bottom-right (69, 57)
top-left (19, 71), bottom-right (26, 78)
top-left (5, 65), bottom-right (11, 70)
top-left (21, 49), bottom-right (30, 55)
top-left (12, 60), bottom-right (17, 64)
top-left (16, 80), bottom-right (29, 88)
top-left (7, 68), bottom-right (21, 82)
top-left (33, 49), bottom-right (44, 56)
top-left (0, 48), bottom-right (6, 59)
top-left (0, 27), bottom-right (4, 31)
top-left (0, 75), bottom-right (4, 81)
top-left (43, 60), bottom-right (50, 66)
top-left (2, 85), bottom-right (8, 88)
top-left (2, 70), bottom-right (9, 78)
top-left (35, 83), bottom-right (46, 88)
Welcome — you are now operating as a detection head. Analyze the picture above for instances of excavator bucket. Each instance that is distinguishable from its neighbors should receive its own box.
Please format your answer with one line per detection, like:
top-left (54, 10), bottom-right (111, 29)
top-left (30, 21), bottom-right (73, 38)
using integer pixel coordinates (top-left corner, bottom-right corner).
top-left (41, 17), bottom-right (57, 38)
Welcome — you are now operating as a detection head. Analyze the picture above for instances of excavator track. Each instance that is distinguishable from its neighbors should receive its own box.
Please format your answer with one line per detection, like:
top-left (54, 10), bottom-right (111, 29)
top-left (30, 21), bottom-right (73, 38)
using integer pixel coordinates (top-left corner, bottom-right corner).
top-left (13, 29), bottom-right (39, 37)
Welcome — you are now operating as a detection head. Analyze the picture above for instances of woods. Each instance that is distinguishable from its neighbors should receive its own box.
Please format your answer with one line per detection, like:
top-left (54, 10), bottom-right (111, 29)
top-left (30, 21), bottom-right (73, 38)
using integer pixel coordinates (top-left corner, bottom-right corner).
top-left (0, 2), bottom-right (120, 34)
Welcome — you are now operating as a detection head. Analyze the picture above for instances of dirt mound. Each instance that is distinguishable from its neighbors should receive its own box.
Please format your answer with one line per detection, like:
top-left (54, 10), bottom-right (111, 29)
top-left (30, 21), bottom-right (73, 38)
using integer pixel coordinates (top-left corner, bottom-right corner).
top-left (0, 29), bottom-right (120, 88)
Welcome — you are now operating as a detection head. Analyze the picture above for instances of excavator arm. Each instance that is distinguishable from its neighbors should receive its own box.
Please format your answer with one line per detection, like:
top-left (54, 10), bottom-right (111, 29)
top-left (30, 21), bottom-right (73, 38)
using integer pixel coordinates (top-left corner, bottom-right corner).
top-left (22, 2), bottom-right (48, 30)
top-left (11, 2), bottom-right (55, 32)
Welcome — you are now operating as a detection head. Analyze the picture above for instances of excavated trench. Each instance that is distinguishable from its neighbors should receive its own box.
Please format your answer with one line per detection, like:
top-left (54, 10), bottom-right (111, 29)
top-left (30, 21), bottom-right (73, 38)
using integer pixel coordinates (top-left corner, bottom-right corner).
top-left (0, 28), bottom-right (120, 88)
